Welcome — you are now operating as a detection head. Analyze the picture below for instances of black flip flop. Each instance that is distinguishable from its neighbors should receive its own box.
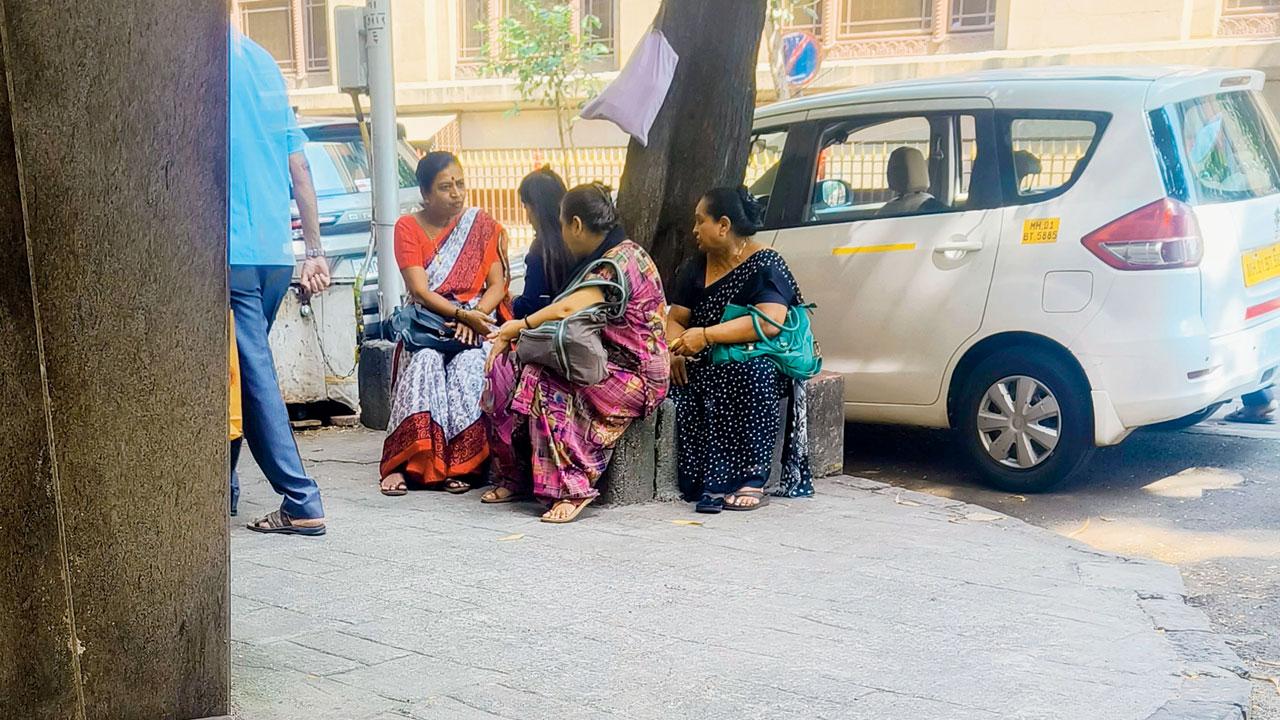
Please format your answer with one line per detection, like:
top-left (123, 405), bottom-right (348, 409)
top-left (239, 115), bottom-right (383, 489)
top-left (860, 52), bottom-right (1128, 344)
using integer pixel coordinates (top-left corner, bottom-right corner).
top-left (723, 489), bottom-right (769, 512)
top-left (246, 510), bottom-right (326, 536)
top-left (695, 495), bottom-right (724, 514)
top-left (380, 482), bottom-right (408, 497)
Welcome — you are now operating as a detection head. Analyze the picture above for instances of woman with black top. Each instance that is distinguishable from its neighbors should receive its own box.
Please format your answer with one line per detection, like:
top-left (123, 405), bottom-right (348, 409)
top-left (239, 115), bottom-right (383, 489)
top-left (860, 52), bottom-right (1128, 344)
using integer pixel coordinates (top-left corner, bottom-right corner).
top-left (668, 187), bottom-right (814, 513)
top-left (511, 168), bottom-right (572, 318)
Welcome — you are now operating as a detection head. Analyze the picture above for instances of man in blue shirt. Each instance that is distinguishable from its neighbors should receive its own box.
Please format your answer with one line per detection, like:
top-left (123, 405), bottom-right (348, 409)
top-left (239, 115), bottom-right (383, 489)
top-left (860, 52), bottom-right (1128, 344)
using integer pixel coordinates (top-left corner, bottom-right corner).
top-left (231, 31), bottom-right (328, 535)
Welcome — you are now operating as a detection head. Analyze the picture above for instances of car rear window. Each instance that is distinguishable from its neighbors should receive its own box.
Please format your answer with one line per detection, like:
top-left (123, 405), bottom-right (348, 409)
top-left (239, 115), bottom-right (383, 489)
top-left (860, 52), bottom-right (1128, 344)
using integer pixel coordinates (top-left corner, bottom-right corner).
top-left (1159, 91), bottom-right (1280, 204)
top-left (302, 139), bottom-right (418, 197)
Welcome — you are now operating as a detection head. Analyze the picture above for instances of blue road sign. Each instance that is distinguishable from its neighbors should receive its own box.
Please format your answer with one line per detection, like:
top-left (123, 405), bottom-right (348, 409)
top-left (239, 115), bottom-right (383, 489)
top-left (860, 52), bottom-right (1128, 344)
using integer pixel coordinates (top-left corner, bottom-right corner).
top-left (783, 31), bottom-right (821, 88)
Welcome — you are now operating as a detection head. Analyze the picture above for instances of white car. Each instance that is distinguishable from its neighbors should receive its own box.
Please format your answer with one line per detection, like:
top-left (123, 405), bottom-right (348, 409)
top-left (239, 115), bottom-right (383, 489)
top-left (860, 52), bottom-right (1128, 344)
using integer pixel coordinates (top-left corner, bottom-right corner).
top-left (747, 66), bottom-right (1280, 491)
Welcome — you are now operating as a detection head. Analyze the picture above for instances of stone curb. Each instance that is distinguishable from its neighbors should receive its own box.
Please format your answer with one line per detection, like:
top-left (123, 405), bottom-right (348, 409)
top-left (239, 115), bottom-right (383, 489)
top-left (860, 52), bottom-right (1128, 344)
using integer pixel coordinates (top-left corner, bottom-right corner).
top-left (840, 478), bottom-right (1253, 720)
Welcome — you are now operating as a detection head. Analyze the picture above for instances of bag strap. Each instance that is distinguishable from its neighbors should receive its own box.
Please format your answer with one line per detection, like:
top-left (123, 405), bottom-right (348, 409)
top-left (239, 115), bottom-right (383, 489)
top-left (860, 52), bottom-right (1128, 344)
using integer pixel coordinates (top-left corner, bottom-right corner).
top-left (743, 304), bottom-right (801, 340)
top-left (556, 256), bottom-right (631, 319)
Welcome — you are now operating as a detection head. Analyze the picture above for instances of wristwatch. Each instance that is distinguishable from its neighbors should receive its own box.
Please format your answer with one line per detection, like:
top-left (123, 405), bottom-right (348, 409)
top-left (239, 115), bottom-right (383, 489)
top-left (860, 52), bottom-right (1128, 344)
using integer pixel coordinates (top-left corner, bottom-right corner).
top-left (305, 248), bottom-right (326, 259)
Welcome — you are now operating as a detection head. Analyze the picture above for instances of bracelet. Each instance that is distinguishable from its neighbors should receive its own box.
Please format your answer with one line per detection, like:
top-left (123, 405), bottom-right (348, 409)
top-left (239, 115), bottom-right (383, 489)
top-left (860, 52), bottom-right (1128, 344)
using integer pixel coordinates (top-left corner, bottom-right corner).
top-left (701, 327), bottom-right (712, 346)
top-left (453, 306), bottom-right (462, 320)
top-left (523, 317), bottom-right (532, 330)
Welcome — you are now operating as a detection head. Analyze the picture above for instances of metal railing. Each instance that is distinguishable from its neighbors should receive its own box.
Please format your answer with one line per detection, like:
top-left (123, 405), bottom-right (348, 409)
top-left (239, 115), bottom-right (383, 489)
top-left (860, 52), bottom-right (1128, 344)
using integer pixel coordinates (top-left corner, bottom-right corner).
top-left (459, 147), bottom-right (628, 252)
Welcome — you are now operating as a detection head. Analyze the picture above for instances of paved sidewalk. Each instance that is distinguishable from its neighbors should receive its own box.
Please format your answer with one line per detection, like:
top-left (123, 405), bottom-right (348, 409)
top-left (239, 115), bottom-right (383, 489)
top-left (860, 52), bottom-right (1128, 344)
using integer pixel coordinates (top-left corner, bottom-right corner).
top-left (230, 429), bottom-right (1249, 720)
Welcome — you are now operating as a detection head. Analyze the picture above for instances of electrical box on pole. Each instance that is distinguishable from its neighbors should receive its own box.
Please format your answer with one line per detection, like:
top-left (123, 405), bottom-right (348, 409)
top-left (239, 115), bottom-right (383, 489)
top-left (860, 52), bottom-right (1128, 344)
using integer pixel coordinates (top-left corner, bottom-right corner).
top-left (332, 6), bottom-right (368, 93)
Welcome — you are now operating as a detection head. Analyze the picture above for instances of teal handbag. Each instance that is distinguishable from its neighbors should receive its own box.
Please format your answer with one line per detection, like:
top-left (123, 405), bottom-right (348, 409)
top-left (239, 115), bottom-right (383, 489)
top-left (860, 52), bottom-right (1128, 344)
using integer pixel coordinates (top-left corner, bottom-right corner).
top-left (710, 303), bottom-right (822, 380)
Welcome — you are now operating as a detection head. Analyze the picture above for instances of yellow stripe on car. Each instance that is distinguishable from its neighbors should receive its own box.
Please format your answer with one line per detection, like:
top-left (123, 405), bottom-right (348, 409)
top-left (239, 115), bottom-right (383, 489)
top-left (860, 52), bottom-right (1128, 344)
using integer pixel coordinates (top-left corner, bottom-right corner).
top-left (832, 243), bottom-right (917, 255)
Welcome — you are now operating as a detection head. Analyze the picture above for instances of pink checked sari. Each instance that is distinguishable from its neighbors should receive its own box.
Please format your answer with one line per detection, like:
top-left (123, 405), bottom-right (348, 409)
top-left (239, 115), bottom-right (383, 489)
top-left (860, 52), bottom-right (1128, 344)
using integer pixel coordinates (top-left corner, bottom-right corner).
top-left (484, 240), bottom-right (669, 501)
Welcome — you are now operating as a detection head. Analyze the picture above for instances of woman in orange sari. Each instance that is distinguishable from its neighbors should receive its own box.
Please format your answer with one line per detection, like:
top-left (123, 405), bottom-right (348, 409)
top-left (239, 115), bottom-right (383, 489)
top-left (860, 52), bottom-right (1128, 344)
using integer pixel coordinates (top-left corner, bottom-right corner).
top-left (380, 152), bottom-right (509, 495)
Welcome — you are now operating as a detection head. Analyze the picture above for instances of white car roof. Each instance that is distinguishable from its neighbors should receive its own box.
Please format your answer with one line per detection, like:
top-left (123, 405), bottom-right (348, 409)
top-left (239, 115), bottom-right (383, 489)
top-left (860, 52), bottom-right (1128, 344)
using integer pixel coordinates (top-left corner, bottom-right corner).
top-left (756, 66), bottom-right (1264, 121)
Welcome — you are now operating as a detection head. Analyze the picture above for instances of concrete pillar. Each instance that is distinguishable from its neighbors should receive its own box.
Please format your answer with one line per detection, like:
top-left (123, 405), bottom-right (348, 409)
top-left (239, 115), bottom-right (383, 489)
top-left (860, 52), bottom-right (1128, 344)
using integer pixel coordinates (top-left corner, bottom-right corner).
top-left (0, 2), bottom-right (229, 719)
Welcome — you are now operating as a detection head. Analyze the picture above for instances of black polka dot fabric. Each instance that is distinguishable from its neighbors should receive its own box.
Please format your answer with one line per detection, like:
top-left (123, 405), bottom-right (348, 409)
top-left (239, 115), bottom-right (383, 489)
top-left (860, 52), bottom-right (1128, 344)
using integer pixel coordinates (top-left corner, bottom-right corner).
top-left (670, 250), bottom-right (815, 500)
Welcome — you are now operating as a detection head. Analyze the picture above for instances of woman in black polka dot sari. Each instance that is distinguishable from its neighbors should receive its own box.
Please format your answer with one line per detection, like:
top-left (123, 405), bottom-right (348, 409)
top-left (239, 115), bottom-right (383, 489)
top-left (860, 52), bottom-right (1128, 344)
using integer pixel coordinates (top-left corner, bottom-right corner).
top-left (668, 187), bottom-right (814, 513)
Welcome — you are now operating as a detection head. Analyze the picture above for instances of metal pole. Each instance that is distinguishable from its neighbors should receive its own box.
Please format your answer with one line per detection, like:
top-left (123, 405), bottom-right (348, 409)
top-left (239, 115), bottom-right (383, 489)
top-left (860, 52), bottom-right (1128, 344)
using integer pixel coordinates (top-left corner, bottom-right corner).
top-left (365, 0), bottom-right (404, 319)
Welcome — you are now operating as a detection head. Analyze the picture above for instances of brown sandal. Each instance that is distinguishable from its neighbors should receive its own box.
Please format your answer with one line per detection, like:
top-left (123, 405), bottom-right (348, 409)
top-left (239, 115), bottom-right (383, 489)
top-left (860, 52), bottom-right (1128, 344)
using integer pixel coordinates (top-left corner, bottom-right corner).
top-left (540, 497), bottom-right (595, 524)
top-left (481, 487), bottom-right (527, 504)
top-left (246, 510), bottom-right (326, 536)
top-left (380, 481), bottom-right (408, 497)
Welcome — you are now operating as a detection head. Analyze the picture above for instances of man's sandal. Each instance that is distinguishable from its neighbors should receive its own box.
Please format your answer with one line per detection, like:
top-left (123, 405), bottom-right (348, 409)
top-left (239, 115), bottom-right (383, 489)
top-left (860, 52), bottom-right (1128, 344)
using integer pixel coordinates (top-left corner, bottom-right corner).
top-left (246, 510), bottom-right (326, 536)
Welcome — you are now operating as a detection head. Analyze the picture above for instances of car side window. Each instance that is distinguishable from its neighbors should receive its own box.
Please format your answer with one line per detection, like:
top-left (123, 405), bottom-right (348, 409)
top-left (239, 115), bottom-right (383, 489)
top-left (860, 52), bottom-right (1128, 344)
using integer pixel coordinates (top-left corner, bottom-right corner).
top-left (746, 127), bottom-right (789, 226)
top-left (999, 113), bottom-right (1107, 204)
top-left (800, 115), bottom-right (988, 225)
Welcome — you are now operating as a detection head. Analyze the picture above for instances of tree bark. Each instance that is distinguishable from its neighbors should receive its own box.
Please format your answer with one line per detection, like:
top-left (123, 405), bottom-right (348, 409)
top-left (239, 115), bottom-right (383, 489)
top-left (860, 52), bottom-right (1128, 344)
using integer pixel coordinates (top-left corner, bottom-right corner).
top-left (616, 0), bottom-right (768, 283)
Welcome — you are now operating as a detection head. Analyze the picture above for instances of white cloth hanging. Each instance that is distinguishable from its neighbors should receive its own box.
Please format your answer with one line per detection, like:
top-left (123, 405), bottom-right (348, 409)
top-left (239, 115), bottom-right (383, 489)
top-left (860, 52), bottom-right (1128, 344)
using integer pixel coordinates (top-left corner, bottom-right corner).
top-left (579, 29), bottom-right (678, 147)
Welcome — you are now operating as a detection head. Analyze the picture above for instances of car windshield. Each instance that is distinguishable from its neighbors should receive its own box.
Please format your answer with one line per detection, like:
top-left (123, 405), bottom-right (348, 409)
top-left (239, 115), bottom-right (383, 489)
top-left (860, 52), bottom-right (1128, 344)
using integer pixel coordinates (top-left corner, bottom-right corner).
top-left (301, 136), bottom-right (419, 197)
top-left (1167, 91), bottom-right (1280, 204)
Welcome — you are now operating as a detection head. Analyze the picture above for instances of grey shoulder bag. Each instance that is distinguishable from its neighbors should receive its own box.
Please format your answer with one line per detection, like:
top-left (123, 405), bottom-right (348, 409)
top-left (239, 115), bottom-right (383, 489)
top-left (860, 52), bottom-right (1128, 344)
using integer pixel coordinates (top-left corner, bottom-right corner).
top-left (515, 256), bottom-right (630, 386)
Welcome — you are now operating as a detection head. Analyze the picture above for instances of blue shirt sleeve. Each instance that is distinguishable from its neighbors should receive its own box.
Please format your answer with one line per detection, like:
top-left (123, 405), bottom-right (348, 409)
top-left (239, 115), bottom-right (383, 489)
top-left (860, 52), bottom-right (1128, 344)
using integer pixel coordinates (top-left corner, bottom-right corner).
top-left (285, 109), bottom-right (306, 155)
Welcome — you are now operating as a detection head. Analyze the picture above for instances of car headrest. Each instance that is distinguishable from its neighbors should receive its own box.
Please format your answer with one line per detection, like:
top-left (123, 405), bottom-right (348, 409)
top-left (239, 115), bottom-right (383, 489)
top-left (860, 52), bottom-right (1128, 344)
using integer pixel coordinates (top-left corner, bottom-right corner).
top-left (887, 147), bottom-right (929, 195)
top-left (1013, 150), bottom-right (1042, 186)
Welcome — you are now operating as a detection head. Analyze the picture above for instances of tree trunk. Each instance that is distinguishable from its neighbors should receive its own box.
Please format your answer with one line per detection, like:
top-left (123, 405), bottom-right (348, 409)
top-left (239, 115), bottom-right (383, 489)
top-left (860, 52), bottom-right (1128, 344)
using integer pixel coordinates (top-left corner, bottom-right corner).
top-left (615, 0), bottom-right (768, 282)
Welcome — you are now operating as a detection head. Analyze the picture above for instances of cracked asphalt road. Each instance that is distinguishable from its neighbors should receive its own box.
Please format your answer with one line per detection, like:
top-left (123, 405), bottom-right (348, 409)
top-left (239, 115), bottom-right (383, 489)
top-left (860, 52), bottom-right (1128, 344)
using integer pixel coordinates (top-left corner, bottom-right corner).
top-left (844, 410), bottom-right (1280, 719)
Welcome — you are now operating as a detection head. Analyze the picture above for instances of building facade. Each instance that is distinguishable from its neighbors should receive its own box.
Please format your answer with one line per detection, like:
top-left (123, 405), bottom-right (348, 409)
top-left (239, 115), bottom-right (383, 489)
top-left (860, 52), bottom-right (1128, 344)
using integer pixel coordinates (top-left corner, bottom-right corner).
top-left (230, 0), bottom-right (1280, 240)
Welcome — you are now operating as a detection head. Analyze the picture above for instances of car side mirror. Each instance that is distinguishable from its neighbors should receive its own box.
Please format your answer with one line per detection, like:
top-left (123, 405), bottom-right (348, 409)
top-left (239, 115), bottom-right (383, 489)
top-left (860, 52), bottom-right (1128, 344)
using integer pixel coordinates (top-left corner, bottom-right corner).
top-left (818, 178), bottom-right (852, 207)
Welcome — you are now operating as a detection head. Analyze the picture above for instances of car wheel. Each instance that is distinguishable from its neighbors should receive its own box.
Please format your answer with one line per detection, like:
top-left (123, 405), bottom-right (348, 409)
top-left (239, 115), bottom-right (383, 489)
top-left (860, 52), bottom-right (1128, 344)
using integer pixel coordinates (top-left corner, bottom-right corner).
top-left (1150, 402), bottom-right (1226, 431)
top-left (956, 348), bottom-right (1095, 493)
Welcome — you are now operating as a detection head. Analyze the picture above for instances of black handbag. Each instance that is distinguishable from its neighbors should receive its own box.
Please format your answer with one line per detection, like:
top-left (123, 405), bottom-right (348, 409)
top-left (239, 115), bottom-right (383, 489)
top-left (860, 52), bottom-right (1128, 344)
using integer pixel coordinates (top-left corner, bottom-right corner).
top-left (389, 304), bottom-right (472, 358)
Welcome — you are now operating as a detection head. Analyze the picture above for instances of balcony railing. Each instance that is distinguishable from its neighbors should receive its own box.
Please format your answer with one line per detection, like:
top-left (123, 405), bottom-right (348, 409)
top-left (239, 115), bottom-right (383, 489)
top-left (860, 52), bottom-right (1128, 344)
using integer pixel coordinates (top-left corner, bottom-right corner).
top-left (1219, 0), bottom-right (1279, 36)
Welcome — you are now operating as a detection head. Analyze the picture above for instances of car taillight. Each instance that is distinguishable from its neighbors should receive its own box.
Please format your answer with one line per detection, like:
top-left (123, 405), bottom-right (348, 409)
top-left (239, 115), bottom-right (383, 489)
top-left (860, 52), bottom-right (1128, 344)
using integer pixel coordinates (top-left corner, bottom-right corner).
top-left (1081, 198), bottom-right (1203, 270)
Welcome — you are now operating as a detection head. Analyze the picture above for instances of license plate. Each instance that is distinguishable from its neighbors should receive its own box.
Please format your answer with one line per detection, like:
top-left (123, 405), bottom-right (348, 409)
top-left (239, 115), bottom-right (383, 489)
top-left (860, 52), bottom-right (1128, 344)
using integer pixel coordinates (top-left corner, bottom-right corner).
top-left (1242, 242), bottom-right (1280, 287)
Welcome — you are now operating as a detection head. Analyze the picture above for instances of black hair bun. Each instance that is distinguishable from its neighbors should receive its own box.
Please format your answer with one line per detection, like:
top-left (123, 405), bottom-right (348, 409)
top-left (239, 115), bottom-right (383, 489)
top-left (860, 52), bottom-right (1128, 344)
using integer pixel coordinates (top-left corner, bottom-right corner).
top-left (737, 186), bottom-right (764, 230)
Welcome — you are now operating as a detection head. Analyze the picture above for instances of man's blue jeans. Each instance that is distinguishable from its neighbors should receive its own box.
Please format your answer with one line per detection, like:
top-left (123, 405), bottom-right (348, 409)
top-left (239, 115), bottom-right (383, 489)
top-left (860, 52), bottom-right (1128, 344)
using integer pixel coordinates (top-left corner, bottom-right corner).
top-left (230, 265), bottom-right (325, 519)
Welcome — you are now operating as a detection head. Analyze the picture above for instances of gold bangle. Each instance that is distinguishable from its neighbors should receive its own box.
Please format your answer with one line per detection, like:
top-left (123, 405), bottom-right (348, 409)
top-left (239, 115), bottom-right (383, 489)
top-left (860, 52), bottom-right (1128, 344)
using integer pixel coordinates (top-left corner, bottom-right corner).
top-left (702, 327), bottom-right (712, 346)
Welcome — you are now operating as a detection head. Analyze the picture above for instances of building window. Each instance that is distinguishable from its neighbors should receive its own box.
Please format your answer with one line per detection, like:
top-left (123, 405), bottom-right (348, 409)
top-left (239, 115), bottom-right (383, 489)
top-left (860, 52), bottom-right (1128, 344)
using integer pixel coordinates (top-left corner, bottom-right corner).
top-left (783, 0), bottom-right (824, 35)
top-left (1223, 0), bottom-right (1280, 12)
top-left (582, 0), bottom-right (617, 60)
top-left (459, 0), bottom-right (489, 62)
top-left (839, 0), bottom-right (933, 36)
top-left (237, 0), bottom-right (329, 74)
top-left (303, 0), bottom-right (329, 72)
top-left (468, 1), bottom-right (618, 65)
top-left (950, 0), bottom-right (995, 31)
top-left (241, 0), bottom-right (295, 67)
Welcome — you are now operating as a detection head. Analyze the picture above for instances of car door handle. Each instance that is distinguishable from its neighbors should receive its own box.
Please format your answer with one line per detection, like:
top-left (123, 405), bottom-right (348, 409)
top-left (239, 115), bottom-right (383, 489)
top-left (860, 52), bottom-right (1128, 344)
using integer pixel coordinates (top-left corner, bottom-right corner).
top-left (934, 237), bottom-right (984, 254)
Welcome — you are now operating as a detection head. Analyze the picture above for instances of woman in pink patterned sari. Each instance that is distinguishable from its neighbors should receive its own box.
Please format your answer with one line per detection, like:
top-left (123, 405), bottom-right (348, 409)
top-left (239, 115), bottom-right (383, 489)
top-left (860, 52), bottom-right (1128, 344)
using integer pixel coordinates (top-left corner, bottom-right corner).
top-left (482, 184), bottom-right (669, 523)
